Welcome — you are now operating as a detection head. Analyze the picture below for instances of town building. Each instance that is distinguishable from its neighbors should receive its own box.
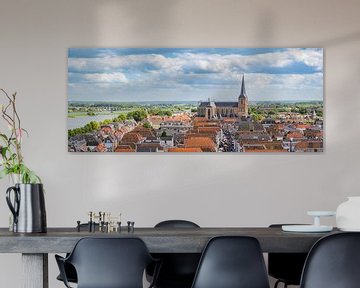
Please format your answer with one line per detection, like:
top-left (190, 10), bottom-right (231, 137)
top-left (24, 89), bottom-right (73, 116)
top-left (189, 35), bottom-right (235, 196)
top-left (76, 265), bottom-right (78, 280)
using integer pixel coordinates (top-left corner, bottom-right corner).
top-left (197, 74), bottom-right (249, 119)
top-left (158, 121), bottom-right (192, 136)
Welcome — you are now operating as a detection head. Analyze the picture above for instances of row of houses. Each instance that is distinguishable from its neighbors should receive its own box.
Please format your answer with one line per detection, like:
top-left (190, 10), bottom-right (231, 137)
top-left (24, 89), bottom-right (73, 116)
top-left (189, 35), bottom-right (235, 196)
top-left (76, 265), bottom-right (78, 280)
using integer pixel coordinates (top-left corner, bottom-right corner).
top-left (236, 121), bottom-right (323, 152)
top-left (69, 112), bottom-right (323, 152)
top-left (68, 120), bottom-right (137, 152)
top-left (113, 116), bottom-right (223, 152)
top-left (114, 125), bottom-right (175, 152)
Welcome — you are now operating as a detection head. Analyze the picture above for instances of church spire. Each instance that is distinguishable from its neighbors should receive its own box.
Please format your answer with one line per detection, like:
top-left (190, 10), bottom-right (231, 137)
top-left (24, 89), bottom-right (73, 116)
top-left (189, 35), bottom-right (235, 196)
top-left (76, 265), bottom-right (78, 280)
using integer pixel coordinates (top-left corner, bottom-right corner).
top-left (239, 74), bottom-right (247, 97)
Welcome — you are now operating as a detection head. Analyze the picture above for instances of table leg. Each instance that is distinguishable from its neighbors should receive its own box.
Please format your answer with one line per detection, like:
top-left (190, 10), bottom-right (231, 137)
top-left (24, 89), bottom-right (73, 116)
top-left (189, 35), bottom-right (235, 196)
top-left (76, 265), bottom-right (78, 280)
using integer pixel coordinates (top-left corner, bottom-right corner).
top-left (22, 253), bottom-right (48, 288)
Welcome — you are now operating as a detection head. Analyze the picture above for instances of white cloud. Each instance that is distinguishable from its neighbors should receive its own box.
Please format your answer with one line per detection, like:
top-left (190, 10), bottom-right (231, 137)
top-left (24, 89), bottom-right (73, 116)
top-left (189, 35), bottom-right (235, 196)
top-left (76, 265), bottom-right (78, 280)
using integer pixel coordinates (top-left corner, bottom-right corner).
top-left (68, 54), bottom-right (173, 73)
top-left (68, 49), bottom-right (323, 101)
top-left (289, 49), bottom-right (323, 70)
top-left (82, 72), bottom-right (129, 83)
top-left (247, 72), bottom-right (323, 89)
top-left (68, 49), bottom-right (323, 76)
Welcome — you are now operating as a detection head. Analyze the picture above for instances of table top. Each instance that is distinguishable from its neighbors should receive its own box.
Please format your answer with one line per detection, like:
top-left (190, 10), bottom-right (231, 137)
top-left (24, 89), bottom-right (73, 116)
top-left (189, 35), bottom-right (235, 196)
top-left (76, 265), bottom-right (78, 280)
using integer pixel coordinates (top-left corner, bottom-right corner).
top-left (0, 227), bottom-right (340, 254)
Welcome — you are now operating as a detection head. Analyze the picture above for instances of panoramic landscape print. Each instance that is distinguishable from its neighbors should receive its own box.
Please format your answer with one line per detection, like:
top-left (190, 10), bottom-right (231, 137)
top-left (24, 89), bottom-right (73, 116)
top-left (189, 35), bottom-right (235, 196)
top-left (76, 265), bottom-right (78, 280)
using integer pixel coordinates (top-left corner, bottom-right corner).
top-left (68, 48), bottom-right (323, 153)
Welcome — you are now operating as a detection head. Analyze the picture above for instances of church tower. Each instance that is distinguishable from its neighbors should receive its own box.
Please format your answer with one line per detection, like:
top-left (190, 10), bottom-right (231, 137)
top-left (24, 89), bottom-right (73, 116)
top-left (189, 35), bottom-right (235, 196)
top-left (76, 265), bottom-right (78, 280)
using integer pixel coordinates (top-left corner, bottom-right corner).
top-left (205, 98), bottom-right (217, 120)
top-left (238, 74), bottom-right (249, 117)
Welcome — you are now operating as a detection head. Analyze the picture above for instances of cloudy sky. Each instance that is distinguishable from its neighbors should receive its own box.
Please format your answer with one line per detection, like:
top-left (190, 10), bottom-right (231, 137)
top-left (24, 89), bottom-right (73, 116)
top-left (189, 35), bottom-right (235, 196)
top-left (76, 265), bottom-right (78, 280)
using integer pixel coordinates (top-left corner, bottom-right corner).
top-left (68, 48), bottom-right (323, 102)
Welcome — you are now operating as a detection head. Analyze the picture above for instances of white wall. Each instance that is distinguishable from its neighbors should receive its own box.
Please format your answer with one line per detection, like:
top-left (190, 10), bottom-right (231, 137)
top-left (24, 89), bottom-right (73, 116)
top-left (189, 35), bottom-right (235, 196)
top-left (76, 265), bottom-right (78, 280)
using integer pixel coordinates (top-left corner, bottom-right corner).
top-left (1, 0), bottom-right (360, 287)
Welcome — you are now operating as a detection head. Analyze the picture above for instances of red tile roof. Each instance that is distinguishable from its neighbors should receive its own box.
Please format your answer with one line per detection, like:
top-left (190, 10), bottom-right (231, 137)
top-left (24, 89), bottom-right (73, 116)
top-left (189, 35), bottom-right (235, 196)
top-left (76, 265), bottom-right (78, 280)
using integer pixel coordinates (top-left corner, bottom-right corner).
top-left (296, 124), bottom-right (311, 129)
top-left (118, 142), bottom-right (136, 150)
top-left (197, 127), bottom-right (221, 133)
top-left (121, 132), bottom-right (144, 143)
top-left (304, 129), bottom-right (323, 138)
top-left (274, 124), bottom-right (285, 130)
top-left (242, 141), bottom-right (285, 152)
top-left (165, 115), bottom-right (192, 122)
top-left (286, 131), bottom-right (304, 139)
top-left (186, 133), bottom-right (217, 143)
top-left (114, 145), bottom-right (135, 152)
top-left (185, 137), bottom-right (216, 152)
top-left (245, 149), bottom-right (287, 153)
top-left (101, 126), bottom-right (113, 134)
top-left (222, 118), bottom-right (237, 123)
top-left (96, 143), bottom-right (107, 152)
top-left (132, 126), bottom-right (156, 138)
top-left (167, 147), bottom-right (203, 152)
top-left (295, 141), bottom-right (323, 150)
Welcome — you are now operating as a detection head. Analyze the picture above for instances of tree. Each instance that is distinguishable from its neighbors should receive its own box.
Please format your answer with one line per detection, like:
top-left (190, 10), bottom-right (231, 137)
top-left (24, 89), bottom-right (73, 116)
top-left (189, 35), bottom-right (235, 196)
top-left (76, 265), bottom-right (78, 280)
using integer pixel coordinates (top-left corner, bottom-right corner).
top-left (298, 107), bottom-right (307, 115)
top-left (315, 109), bottom-right (323, 117)
top-left (164, 110), bottom-right (172, 116)
top-left (143, 122), bottom-right (152, 129)
top-left (126, 109), bottom-right (148, 122)
top-left (68, 120), bottom-right (101, 138)
top-left (148, 108), bottom-right (172, 116)
top-left (160, 131), bottom-right (167, 137)
top-left (113, 113), bottom-right (126, 122)
top-left (251, 113), bottom-right (263, 122)
top-left (268, 110), bottom-right (277, 115)
top-left (89, 121), bottom-right (100, 130)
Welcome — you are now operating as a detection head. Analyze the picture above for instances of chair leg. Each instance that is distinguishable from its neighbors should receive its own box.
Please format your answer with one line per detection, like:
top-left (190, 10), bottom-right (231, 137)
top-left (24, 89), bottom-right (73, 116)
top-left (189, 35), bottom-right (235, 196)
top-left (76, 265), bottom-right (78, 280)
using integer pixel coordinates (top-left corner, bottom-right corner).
top-left (274, 280), bottom-right (290, 288)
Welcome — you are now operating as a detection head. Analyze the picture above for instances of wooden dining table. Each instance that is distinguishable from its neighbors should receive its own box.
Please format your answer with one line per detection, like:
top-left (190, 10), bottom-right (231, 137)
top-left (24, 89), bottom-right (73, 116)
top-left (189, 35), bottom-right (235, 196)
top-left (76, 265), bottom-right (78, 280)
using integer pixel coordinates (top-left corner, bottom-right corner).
top-left (0, 226), bottom-right (339, 288)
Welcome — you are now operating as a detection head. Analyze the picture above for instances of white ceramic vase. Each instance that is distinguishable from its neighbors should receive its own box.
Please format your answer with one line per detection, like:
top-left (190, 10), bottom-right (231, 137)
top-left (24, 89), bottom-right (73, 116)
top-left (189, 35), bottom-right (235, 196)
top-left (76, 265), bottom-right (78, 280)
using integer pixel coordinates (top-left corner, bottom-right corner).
top-left (7, 174), bottom-right (22, 231)
top-left (9, 173), bottom-right (22, 185)
top-left (336, 197), bottom-right (360, 231)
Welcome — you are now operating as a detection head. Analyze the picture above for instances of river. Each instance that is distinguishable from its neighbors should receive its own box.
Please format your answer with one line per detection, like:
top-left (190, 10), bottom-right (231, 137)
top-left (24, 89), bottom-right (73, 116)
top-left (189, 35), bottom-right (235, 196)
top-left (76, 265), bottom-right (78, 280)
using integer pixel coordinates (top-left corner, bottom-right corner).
top-left (67, 114), bottom-right (116, 129)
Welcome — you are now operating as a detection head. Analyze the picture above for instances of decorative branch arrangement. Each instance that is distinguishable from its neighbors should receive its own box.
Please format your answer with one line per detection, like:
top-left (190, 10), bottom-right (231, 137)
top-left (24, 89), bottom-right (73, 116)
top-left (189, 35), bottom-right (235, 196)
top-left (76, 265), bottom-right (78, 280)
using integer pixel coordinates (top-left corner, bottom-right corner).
top-left (0, 89), bottom-right (40, 183)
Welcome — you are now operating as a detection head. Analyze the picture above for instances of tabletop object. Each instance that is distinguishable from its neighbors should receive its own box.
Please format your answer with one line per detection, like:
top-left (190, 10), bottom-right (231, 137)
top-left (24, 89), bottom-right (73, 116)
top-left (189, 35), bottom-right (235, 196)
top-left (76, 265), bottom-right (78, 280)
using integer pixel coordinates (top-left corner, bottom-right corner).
top-left (282, 211), bottom-right (336, 233)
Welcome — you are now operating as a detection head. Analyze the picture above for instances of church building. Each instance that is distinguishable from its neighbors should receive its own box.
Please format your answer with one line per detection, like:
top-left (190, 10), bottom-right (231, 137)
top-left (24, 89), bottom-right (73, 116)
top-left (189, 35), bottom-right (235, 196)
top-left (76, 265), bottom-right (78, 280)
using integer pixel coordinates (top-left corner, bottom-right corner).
top-left (197, 74), bottom-right (249, 119)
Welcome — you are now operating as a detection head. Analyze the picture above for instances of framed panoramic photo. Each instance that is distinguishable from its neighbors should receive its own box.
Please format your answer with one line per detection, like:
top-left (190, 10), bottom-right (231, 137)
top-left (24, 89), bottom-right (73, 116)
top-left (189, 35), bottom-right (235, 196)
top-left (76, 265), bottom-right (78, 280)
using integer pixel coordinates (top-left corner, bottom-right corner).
top-left (68, 48), bottom-right (323, 153)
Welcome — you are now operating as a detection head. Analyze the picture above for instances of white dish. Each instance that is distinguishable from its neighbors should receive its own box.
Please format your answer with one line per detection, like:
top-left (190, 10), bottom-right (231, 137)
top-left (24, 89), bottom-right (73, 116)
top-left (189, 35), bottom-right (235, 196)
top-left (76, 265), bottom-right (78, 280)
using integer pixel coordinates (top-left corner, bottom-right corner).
top-left (338, 227), bottom-right (360, 232)
top-left (307, 211), bottom-right (336, 217)
top-left (282, 225), bottom-right (333, 233)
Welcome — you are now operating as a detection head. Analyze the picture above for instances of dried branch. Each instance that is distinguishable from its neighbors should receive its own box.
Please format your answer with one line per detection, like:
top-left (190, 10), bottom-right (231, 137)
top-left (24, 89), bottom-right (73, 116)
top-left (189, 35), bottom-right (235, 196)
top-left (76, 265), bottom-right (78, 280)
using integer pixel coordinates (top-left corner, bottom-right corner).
top-left (0, 89), bottom-right (23, 167)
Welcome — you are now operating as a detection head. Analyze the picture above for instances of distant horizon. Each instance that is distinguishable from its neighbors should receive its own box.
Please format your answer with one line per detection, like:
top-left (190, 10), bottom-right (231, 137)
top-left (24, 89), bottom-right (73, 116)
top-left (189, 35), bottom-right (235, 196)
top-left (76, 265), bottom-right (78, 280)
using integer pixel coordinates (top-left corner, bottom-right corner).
top-left (68, 48), bottom-right (323, 102)
top-left (69, 99), bottom-right (323, 104)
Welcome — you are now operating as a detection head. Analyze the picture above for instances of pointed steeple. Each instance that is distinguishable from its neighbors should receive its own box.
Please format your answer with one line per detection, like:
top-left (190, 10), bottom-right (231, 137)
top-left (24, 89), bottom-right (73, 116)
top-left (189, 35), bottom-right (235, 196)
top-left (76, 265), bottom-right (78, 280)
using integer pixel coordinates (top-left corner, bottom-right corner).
top-left (239, 74), bottom-right (247, 97)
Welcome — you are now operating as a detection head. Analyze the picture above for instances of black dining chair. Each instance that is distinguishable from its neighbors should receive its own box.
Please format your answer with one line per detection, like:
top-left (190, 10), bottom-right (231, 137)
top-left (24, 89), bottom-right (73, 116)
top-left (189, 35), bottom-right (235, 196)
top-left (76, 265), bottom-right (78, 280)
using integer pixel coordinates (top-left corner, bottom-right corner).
top-left (55, 237), bottom-right (161, 288)
top-left (146, 220), bottom-right (201, 288)
top-left (191, 236), bottom-right (270, 288)
top-left (56, 223), bottom-right (99, 284)
top-left (268, 224), bottom-right (308, 288)
top-left (300, 232), bottom-right (360, 288)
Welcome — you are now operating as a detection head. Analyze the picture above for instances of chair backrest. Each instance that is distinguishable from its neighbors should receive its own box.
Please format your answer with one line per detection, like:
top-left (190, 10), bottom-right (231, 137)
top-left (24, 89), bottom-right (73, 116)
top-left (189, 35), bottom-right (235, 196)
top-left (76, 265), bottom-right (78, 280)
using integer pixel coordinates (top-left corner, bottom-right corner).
top-left (67, 237), bottom-right (153, 288)
top-left (155, 220), bottom-right (200, 228)
top-left (151, 220), bottom-right (201, 284)
top-left (191, 236), bottom-right (270, 288)
top-left (268, 224), bottom-right (308, 285)
top-left (300, 232), bottom-right (360, 288)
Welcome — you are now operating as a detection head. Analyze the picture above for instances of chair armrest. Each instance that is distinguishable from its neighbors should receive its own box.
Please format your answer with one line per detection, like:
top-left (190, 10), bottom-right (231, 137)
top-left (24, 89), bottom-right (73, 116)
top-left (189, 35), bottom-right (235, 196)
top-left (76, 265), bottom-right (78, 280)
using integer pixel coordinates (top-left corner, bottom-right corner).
top-left (149, 258), bottom-right (162, 288)
top-left (55, 254), bottom-right (72, 288)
